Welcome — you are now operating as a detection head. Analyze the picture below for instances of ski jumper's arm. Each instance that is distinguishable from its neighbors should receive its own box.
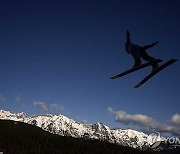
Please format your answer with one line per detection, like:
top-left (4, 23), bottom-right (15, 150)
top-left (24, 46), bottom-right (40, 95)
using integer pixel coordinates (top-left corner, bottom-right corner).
top-left (142, 41), bottom-right (159, 50)
top-left (125, 30), bottom-right (131, 53)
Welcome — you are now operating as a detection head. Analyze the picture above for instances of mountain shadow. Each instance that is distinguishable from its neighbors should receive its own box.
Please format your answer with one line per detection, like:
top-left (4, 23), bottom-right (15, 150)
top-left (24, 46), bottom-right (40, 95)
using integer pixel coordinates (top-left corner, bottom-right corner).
top-left (0, 119), bottom-right (179, 154)
top-left (0, 119), bottom-right (150, 154)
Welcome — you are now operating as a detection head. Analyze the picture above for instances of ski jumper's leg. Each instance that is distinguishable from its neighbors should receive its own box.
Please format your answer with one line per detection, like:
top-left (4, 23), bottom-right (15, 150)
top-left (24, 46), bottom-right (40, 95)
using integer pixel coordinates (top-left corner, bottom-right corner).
top-left (131, 52), bottom-right (142, 68)
top-left (140, 50), bottom-right (158, 70)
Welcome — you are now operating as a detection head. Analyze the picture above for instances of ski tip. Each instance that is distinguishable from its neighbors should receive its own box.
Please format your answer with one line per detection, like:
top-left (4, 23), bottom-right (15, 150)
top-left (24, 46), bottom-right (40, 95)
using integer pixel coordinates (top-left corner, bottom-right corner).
top-left (134, 83), bottom-right (142, 88)
top-left (172, 58), bottom-right (178, 62)
top-left (110, 76), bottom-right (116, 79)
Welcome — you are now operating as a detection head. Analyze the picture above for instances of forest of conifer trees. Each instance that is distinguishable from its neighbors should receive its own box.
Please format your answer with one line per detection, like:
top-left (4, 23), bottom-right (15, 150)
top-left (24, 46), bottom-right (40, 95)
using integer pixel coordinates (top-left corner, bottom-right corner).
top-left (0, 120), bottom-right (179, 154)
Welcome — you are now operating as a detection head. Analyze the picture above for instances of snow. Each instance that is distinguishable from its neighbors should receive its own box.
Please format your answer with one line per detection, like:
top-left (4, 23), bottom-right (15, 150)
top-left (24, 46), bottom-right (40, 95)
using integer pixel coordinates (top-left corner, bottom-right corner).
top-left (0, 109), bottom-right (165, 149)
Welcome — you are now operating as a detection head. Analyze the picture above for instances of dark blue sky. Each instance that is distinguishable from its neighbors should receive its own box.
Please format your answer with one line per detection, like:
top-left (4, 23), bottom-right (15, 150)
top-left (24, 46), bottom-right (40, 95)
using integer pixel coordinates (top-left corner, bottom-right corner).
top-left (0, 0), bottom-right (180, 135)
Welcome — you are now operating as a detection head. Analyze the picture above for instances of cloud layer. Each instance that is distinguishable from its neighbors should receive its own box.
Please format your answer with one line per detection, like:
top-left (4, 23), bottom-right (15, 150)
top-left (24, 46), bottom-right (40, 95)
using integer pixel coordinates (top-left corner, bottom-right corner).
top-left (33, 101), bottom-right (64, 113)
top-left (16, 94), bottom-right (22, 102)
top-left (0, 94), bottom-right (5, 102)
top-left (170, 114), bottom-right (180, 125)
top-left (51, 103), bottom-right (64, 111)
top-left (34, 101), bottom-right (48, 111)
top-left (108, 107), bottom-right (180, 136)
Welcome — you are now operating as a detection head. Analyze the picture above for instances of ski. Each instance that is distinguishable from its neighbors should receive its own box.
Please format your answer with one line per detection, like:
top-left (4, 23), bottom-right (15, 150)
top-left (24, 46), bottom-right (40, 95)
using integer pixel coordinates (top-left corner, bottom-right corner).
top-left (110, 59), bottom-right (163, 79)
top-left (134, 59), bottom-right (178, 88)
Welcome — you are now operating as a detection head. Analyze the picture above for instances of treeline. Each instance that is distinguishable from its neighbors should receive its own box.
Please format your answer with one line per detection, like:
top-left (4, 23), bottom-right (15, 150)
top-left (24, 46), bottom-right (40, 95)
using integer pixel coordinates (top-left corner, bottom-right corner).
top-left (0, 120), bottom-right (179, 154)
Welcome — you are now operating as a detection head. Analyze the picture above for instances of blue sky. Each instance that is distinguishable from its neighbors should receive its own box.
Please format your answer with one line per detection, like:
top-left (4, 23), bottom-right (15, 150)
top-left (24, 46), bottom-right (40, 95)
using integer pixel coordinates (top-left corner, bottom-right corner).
top-left (0, 0), bottom-right (180, 136)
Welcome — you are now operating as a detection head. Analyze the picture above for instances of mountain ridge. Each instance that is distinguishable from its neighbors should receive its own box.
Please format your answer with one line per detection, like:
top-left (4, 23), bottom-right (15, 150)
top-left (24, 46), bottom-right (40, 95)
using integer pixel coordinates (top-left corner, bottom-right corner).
top-left (0, 109), bottom-right (169, 150)
top-left (0, 119), bottom-right (155, 154)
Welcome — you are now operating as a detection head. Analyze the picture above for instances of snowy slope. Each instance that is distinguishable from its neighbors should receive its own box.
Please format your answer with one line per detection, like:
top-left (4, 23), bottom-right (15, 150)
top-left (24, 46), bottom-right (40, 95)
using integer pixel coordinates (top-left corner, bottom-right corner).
top-left (0, 110), bottom-right (165, 149)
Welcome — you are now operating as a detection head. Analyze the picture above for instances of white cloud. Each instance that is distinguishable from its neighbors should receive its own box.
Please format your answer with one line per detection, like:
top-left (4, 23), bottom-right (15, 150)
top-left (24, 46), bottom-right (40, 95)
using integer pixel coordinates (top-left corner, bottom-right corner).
top-left (108, 107), bottom-right (155, 125)
top-left (50, 103), bottom-right (64, 111)
top-left (107, 106), bottom-right (113, 113)
top-left (108, 107), bottom-right (180, 135)
top-left (170, 114), bottom-right (180, 124)
top-left (0, 94), bottom-right (5, 101)
top-left (16, 94), bottom-right (22, 101)
top-left (82, 120), bottom-right (88, 124)
top-left (34, 101), bottom-right (48, 111)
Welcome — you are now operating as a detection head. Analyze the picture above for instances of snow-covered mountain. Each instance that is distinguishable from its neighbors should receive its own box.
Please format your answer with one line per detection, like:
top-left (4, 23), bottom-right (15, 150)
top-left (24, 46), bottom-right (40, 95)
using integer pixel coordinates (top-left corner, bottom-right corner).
top-left (0, 110), bottom-right (165, 150)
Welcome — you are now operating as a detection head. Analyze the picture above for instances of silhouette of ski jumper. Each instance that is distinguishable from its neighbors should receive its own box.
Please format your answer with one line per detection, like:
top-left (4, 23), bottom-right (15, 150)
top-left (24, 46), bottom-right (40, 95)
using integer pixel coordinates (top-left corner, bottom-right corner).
top-left (125, 30), bottom-right (159, 71)
top-left (110, 30), bottom-right (177, 88)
